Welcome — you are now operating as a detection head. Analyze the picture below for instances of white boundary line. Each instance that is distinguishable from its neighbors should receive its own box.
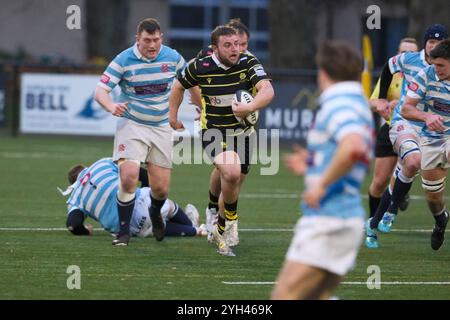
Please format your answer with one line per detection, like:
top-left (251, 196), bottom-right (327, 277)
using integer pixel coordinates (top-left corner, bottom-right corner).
top-left (240, 193), bottom-right (427, 200)
top-left (0, 227), bottom-right (432, 232)
top-left (222, 281), bottom-right (450, 285)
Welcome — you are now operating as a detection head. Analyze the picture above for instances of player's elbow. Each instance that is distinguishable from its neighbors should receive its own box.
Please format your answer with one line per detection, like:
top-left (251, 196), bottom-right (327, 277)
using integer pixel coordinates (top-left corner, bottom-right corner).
top-left (343, 135), bottom-right (368, 163)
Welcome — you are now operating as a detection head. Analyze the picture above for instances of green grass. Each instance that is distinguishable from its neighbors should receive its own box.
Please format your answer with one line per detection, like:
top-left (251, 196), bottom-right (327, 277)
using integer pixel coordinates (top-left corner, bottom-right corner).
top-left (0, 136), bottom-right (449, 299)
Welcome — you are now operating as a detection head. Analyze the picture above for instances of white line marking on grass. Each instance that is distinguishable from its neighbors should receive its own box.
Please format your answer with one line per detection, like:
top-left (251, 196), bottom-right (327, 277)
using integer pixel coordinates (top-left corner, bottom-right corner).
top-left (222, 281), bottom-right (450, 285)
top-left (241, 193), bottom-right (427, 200)
top-left (0, 227), bottom-right (104, 231)
top-left (0, 227), bottom-right (432, 232)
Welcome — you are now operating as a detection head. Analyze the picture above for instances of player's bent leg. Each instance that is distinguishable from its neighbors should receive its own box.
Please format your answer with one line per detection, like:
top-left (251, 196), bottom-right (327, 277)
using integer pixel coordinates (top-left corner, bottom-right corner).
top-left (421, 169), bottom-right (449, 250)
top-left (379, 137), bottom-right (420, 233)
top-left (147, 163), bottom-right (172, 241)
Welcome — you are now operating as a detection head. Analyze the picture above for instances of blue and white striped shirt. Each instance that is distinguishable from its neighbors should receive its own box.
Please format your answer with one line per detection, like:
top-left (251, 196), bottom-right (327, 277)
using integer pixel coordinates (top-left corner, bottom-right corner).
top-left (407, 65), bottom-right (450, 138)
top-left (302, 82), bottom-right (374, 218)
top-left (66, 158), bottom-right (141, 233)
top-left (388, 50), bottom-right (430, 128)
top-left (97, 43), bottom-right (186, 127)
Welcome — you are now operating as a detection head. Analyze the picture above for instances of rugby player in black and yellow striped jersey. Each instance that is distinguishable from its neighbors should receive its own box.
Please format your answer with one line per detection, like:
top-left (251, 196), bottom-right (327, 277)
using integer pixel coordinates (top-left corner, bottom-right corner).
top-left (169, 26), bottom-right (274, 256)
top-left (192, 19), bottom-right (255, 249)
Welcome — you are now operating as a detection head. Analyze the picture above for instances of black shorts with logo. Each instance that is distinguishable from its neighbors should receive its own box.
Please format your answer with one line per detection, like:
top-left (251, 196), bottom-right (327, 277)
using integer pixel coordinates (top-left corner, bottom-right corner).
top-left (201, 129), bottom-right (254, 174)
top-left (375, 123), bottom-right (397, 158)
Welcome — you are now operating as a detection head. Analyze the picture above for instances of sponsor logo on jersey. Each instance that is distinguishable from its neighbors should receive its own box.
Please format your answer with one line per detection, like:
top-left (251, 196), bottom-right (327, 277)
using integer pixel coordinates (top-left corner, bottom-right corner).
top-left (408, 82), bottom-right (419, 92)
top-left (100, 74), bottom-right (110, 84)
top-left (134, 83), bottom-right (168, 95)
top-left (161, 64), bottom-right (169, 73)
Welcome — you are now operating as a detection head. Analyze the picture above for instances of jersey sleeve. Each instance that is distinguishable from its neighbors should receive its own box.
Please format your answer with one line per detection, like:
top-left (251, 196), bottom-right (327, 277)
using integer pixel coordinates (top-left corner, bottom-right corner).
top-left (246, 55), bottom-right (271, 87)
top-left (176, 60), bottom-right (199, 89)
top-left (388, 52), bottom-right (406, 74)
top-left (175, 52), bottom-right (187, 78)
top-left (97, 54), bottom-right (125, 92)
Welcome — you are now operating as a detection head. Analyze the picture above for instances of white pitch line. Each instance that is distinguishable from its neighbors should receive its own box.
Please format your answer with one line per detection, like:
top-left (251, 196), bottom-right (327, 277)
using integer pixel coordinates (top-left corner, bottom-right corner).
top-left (241, 193), bottom-right (427, 200)
top-left (222, 281), bottom-right (450, 285)
top-left (0, 227), bottom-right (432, 232)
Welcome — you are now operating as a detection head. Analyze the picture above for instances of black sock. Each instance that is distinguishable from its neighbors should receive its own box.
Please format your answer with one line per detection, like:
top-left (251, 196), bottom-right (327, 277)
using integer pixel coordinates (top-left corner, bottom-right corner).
top-left (434, 210), bottom-right (449, 228)
top-left (387, 176), bottom-right (413, 215)
top-left (208, 191), bottom-right (219, 211)
top-left (149, 194), bottom-right (166, 219)
top-left (217, 215), bottom-right (225, 235)
top-left (117, 196), bottom-right (135, 236)
top-left (224, 201), bottom-right (238, 221)
top-left (370, 189), bottom-right (391, 229)
top-left (368, 192), bottom-right (381, 218)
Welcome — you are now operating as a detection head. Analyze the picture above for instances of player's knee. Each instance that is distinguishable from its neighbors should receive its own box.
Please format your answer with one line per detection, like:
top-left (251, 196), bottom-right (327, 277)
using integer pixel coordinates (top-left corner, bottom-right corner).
top-left (151, 184), bottom-right (169, 199)
top-left (398, 139), bottom-right (420, 162)
top-left (422, 177), bottom-right (446, 194)
top-left (221, 166), bottom-right (241, 184)
top-left (371, 175), bottom-right (390, 194)
top-left (403, 154), bottom-right (421, 176)
top-left (119, 174), bottom-right (138, 193)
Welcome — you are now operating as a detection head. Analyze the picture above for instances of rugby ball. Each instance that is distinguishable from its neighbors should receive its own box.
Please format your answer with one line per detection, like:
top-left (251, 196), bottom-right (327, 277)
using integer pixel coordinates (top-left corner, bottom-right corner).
top-left (232, 90), bottom-right (259, 127)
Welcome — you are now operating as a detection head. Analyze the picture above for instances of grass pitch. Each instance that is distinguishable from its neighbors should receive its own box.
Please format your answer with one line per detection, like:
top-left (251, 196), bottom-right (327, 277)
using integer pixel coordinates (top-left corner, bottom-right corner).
top-left (0, 136), bottom-right (449, 299)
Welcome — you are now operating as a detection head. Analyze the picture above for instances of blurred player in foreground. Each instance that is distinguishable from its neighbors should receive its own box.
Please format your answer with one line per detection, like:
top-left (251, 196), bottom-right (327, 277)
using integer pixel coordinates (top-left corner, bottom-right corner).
top-left (272, 40), bottom-right (374, 299)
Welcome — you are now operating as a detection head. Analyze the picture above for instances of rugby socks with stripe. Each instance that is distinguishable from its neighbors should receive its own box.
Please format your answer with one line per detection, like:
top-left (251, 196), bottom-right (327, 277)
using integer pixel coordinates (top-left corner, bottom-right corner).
top-left (224, 201), bottom-right (238, 222)
top-left (433, 208), bottom-right (449, 228)
top-left (117, 196), bottom-right (135, 236)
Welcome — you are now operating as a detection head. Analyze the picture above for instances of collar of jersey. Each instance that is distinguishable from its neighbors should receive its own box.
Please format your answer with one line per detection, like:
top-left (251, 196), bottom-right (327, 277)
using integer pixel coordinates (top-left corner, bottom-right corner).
top-left (212, 53), bottom-right (231, 70)
top-left (319, 81), bottom-right (363, 105)
top-left (420, 49), bottom-right (430, 67)
top-left (133, 43), bottom-right (162, 62)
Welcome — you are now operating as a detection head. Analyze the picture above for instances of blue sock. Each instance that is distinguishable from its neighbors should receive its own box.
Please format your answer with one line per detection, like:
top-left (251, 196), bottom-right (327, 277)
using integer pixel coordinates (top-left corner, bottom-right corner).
top-left (170, 204), bottom-right (193, 226)
top-left (165, 222), bottom-right (196, 236)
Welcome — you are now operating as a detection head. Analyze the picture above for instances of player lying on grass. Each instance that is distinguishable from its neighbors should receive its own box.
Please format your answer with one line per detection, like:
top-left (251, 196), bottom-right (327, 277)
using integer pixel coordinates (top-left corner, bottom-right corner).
top-left (59, 158), bottom-right (207, 241)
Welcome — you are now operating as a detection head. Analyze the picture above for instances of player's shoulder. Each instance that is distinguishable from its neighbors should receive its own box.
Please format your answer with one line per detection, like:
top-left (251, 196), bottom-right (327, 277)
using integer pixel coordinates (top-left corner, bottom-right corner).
top-left (196, 45), bottom-right (214, 59)
top-left (159, 45), bottom-right (183, 62)
top-left (113, 45), bottom-right (136, 64)
top-left (239, 51), bottom-right (260, 65)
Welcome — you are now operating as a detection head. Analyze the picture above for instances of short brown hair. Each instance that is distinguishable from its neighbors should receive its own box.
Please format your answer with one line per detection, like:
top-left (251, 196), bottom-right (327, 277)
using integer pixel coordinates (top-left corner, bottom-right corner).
top-left (400, 37), bottom-right (418, 46)
top-left (227, 18), bottom-right (250, 39)
top-left (68, 165), bottom-right (86, 184)
top-left (430, 38), bottom-right (450, 61)
top-left (137, 18), bottom-right (161, 35)
top-left (211, 26), bottom-right (237, 46)
top-left (316, 40), bottom-right (363, 82)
